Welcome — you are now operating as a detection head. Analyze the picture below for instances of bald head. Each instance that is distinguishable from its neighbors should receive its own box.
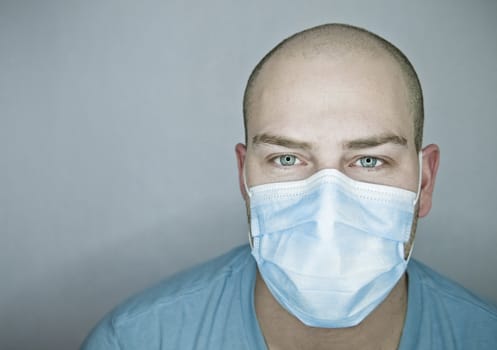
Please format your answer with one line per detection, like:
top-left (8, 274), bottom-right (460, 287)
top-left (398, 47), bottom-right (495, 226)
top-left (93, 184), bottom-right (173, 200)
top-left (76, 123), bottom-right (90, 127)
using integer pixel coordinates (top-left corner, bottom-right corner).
top-left (243, 23), bottom-right (424, 151)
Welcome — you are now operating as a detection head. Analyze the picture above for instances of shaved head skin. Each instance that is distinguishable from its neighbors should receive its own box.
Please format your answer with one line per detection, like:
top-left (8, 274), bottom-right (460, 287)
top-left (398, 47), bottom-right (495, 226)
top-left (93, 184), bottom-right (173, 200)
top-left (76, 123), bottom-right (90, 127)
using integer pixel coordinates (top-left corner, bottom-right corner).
top-left (243, 23), bottom-right (424, 152)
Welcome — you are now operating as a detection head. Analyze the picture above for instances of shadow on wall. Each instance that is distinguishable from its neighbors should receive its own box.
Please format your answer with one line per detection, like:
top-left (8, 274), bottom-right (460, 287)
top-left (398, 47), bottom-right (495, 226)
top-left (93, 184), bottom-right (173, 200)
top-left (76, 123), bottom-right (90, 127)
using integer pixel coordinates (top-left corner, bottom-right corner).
top-left (0, 200), bottom-right (247, 350)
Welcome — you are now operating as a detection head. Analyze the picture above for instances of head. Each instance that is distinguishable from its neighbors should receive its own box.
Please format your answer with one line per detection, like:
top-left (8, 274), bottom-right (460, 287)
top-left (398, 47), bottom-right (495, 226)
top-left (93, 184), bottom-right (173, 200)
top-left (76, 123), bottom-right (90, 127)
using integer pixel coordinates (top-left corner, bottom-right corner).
top-left (236, 24), bottom-right (439, 252)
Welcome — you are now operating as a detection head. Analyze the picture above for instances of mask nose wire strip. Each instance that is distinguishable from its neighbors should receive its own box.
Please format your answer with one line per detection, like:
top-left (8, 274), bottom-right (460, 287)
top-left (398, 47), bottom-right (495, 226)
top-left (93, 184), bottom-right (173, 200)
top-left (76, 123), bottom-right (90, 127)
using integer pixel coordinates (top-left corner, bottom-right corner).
top-left (413, 152), bottom-right (423, 205)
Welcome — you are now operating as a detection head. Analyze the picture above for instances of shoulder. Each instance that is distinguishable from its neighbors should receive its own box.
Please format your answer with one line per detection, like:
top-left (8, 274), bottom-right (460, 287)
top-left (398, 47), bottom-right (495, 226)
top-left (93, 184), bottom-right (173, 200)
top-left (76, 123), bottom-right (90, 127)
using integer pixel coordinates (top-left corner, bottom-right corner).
top-left (408, 259), bottom-right (497, 319)
top-left (81, 245), bottom-right (254, 349)
top-left (404, 259), bottom-right (497, 348)
top-left (112, 244), bottom-right (252, 317)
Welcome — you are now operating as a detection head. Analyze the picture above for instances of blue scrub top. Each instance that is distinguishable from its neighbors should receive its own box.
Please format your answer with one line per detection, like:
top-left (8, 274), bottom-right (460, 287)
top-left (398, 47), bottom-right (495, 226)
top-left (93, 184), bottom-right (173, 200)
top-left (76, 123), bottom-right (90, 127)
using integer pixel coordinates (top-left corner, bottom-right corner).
top-left (82, 245), bottom-right (497, 349)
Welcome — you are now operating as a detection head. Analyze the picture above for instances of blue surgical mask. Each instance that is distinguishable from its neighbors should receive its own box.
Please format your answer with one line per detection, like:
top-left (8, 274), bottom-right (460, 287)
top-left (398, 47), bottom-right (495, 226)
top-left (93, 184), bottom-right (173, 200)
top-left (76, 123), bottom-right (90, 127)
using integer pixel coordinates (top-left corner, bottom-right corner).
top-left (245, 163), bottom-right (420, 328)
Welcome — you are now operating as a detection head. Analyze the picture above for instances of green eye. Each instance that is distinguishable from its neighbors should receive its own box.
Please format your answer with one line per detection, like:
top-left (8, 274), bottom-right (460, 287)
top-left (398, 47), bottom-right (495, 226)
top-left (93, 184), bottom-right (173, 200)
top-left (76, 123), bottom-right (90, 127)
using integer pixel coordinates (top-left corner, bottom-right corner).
top-left (359, 156), bottom-right (379, 168)
top-left (279, 154), bottom-right (297, 166)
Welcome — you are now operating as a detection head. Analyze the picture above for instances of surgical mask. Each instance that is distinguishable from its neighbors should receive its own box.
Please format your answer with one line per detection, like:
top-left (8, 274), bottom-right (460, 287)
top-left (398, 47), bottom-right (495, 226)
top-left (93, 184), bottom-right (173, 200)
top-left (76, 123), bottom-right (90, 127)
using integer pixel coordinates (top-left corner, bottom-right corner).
top-left (245, 160), bottom-right (421, 328)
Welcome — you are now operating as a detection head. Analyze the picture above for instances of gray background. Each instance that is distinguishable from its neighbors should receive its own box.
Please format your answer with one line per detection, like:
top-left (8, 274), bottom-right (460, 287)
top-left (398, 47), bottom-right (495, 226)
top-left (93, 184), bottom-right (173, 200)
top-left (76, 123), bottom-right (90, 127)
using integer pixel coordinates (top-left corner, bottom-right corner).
top-left (2, 0), bottom-right (496, 349)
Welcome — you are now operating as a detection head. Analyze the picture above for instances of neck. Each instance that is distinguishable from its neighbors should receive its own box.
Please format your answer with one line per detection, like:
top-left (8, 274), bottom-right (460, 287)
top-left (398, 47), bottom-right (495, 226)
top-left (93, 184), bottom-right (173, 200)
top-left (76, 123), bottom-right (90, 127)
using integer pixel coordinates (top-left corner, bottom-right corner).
top-left (254, 271), bottom-right (408, 350)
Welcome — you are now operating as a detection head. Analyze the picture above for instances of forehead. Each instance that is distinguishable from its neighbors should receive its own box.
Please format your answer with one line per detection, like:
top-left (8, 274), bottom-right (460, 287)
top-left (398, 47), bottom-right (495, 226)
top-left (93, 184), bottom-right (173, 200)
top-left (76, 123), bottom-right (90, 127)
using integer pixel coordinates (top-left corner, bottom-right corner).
top-left (247, 52), bottom-right (414, 148)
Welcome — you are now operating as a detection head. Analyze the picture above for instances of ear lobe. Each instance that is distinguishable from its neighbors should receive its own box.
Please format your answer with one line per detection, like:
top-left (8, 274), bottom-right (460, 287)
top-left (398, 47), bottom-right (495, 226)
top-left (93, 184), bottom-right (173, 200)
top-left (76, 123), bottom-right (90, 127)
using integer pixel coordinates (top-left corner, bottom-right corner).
top-left (418, 144), bottom-right (440, 217)
top-left (235, 143), bottom-right (248, 200)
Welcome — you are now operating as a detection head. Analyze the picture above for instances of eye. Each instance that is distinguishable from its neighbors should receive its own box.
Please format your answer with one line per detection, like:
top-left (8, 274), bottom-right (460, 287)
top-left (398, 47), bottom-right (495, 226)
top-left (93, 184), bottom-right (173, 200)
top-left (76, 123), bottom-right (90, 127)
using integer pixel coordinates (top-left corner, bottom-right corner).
top-left (355, 156), bottom-right (384, 168)
top-left (275, 154), bottom-right (300, 166)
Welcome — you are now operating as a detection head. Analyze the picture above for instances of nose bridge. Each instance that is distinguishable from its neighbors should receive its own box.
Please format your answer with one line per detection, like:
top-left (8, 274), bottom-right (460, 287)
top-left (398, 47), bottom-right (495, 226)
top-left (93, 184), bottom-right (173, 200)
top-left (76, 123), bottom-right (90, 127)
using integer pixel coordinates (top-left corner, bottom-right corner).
top-left (315, 179), bottom-right (339, 238)
top-left (313, 145), bottom-right (344, 173)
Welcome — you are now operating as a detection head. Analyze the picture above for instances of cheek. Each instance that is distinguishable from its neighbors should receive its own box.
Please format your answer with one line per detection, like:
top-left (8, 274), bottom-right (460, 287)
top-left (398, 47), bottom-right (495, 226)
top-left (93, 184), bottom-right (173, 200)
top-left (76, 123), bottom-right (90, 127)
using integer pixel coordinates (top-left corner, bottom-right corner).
top-left (245, 156), bottom-right (305, 186)
top-left (390, 158), bottom-right (420, 192)
top-left (391, 172), bottom-right (418, 192)
top-left (244, 155), bottom-right (272, 187)
top-left (345, 166), bottom-right (417, 192)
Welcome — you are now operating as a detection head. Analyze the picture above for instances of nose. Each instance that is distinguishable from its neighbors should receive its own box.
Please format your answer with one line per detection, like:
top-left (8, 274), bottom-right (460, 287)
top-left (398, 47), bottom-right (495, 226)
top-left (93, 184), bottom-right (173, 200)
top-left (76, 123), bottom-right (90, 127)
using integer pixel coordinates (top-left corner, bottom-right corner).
top-left (314, 154), bottom-right (344, 174)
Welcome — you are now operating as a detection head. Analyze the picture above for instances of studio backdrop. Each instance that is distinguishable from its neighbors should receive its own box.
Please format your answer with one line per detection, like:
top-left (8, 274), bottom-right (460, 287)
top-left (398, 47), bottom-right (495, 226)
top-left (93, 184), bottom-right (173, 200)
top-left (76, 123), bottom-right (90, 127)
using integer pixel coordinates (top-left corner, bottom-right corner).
top-left (2, 1), bottom-right (496, 349)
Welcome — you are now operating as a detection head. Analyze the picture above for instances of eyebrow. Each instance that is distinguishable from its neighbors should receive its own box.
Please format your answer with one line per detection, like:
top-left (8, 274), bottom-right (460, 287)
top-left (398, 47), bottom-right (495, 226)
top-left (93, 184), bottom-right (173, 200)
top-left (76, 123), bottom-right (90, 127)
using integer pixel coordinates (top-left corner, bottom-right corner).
top-left (343, 134), bottom-right (408, 150)
top-left (252, 133), bottom-right (313, 151)
top-left (251, 132), bottom-right (408, 151)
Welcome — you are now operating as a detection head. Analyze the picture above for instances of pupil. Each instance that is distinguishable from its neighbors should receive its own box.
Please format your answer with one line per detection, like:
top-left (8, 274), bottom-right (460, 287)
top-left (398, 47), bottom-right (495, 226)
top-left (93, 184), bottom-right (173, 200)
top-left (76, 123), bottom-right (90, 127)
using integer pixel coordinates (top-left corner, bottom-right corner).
top-left (281, 155), bottom-right (294, 165)
top-left (361, 157), bottom-right (376, 167)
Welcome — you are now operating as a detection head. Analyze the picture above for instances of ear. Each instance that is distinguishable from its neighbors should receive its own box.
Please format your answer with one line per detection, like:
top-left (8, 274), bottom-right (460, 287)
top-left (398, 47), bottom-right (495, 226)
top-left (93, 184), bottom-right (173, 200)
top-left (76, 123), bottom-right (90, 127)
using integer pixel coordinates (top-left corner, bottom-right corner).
top-left (235, 143), bottom-right (249, 200)
top-left (418, 144), bottom-right (440, 217)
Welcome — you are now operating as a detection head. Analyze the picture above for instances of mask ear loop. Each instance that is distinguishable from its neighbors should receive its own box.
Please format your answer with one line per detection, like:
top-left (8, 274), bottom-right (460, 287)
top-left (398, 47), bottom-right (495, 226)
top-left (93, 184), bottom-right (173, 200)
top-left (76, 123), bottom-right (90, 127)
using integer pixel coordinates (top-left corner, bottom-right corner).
top-left (413, 152), bottom-right (423, 205)
top-left (243, 162), bottom-right (254, 249)
top-left (243, 163), bottom-right (252, 199)
top-left (405, 151), bottom-right (424, 262)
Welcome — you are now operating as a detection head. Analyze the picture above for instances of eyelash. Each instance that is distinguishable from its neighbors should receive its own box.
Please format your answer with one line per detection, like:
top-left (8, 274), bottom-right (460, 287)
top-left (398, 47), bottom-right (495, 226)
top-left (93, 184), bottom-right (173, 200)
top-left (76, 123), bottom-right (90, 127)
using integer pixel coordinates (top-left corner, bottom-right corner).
top-left (351, 156), bottom-right (388, 170)
top-left (267, 154), bottom-right (389, 170)
top-left (268, 154), bottom-right (305, 167)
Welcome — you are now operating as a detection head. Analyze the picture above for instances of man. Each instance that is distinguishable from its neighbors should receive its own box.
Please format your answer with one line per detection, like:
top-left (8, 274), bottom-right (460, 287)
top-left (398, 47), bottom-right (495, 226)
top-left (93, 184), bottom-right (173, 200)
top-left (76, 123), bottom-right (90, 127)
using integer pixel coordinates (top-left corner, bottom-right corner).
top-left (82, 23), bottom-right (497, 349)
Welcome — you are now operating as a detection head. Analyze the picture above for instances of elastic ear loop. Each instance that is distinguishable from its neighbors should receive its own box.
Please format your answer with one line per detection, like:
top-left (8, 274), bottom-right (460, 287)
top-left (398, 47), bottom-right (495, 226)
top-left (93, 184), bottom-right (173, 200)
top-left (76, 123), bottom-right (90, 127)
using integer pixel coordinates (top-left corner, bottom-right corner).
top-left (405, 151), bottom-right (424, 261)
top-left (243, 163), bottom-right (254, 249)
top-left (413, 152), bottom-right (423, 205)
top-left (243, 163), bottom-right (252, 199)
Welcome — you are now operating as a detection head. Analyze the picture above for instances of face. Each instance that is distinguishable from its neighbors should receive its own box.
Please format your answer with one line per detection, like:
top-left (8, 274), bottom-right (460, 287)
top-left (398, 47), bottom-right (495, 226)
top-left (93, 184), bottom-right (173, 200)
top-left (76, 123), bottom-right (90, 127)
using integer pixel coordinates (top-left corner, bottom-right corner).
top-left (236, 51), bottom-right (439, 225)
top-left (236, 51), bottom-right (441, 257)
